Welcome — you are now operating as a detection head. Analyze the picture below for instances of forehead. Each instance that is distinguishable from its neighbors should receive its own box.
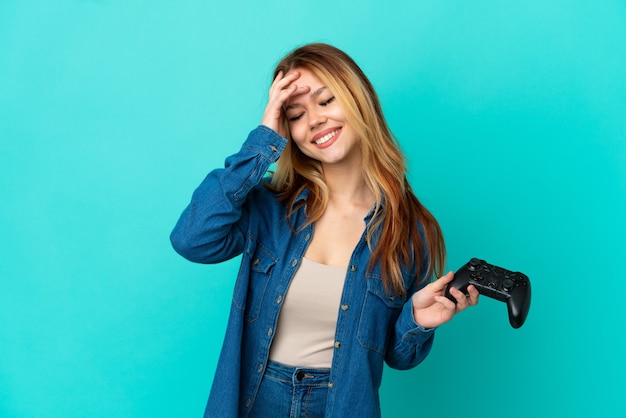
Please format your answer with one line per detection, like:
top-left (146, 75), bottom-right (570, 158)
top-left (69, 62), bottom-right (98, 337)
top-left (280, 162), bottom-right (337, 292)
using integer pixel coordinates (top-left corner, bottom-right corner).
top-left (289, 68), bottom-right (323, 87)
top-left (283, 68), bottom-right (329, 108)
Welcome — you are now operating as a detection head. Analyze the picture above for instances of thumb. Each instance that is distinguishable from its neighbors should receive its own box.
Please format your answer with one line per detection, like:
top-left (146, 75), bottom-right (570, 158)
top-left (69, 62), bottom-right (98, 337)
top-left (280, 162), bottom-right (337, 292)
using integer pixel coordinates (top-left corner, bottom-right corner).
top-left (430, 271), bottom-right (454, 291)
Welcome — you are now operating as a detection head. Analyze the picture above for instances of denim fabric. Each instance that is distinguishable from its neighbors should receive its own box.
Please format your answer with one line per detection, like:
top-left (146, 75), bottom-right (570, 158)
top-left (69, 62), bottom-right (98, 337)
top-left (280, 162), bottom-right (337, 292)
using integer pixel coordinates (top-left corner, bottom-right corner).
top-left (170, 126), bottom-right (436, 418)
top-left (249, 361), bottom-right (330, 418)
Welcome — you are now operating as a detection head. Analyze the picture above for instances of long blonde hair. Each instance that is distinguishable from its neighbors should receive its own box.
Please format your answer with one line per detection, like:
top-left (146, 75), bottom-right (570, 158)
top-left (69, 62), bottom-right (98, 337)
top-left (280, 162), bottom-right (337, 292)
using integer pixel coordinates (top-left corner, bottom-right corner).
top-left (269, 43), bottom-right (445, 295)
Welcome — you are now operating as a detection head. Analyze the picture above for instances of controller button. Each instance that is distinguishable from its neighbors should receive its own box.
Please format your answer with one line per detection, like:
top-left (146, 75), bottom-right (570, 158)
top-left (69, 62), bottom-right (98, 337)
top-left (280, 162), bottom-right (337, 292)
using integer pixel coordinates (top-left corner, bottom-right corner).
top-left (469, 259), bottom-right (481, 271)
top-left (503, 278), bottom-right (514, 291)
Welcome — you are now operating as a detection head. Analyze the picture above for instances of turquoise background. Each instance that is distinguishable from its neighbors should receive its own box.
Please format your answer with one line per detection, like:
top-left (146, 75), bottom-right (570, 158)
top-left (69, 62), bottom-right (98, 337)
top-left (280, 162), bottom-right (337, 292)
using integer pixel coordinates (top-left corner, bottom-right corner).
top-left (1, 1), bottom-right (624, 417)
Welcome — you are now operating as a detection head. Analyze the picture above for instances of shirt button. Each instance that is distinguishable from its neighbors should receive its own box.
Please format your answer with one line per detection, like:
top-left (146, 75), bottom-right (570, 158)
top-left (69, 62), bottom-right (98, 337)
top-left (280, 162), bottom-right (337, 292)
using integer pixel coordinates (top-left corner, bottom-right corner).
top-left (292, 259), bottom-right (298, 267)
top-left (277, 295), bottom-right (283, 304)
top-left (341, 304), bottom-right (349, 311)
top-left (270, 145), bottom-right (278, 152)
top-left (328, 382), bottom-right (334, 388)
top-left (305, 233), bottom-right (311, 241)
top-left (268, 328), bottom-right (273, 336)
top-left (350, 265), bottom-right (357, 271)
top-left (334, 341), bottom-right (341, 348)
top-left (257, 363), bottom-right (263, 372)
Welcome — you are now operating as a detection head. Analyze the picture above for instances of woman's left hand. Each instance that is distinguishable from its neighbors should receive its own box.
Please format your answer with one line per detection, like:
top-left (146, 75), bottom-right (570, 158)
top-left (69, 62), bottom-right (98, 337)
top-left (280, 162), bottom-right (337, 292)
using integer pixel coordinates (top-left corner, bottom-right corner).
top-left (411, 271), bottom-right (479, 329)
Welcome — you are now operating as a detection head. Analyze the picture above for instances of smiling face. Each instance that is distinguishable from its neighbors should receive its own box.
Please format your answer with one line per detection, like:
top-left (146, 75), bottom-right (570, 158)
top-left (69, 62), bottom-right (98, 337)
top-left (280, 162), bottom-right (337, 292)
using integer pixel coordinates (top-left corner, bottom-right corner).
top-left (283, 68), bottom-right (361, 168)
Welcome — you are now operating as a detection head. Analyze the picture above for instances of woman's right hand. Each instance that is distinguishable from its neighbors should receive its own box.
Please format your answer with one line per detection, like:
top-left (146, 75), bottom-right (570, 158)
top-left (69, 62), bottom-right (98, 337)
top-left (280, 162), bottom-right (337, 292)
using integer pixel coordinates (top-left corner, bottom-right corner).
top-left (261, 70), bottom-right (310, 138)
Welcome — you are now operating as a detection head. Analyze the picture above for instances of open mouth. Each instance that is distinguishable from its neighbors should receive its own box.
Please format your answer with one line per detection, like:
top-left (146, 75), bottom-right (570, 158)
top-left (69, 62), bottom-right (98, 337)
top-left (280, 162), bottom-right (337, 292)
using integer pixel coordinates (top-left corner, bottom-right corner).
top-left (313, 128), bottom-right (341, 145)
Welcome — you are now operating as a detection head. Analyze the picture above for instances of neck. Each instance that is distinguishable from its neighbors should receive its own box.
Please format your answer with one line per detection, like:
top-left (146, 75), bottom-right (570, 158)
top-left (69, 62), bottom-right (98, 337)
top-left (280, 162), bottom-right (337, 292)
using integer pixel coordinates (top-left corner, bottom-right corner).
top-left (322, 160), bottom-right (374, 207)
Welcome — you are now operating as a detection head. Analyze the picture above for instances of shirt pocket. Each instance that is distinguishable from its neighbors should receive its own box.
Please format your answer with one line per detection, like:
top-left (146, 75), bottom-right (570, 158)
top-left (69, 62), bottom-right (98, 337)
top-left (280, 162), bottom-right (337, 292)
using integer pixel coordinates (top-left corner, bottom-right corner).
top-left (233, 235), bottom-right (278, 322)
top-left (357, 276), bottom-right (405, 354)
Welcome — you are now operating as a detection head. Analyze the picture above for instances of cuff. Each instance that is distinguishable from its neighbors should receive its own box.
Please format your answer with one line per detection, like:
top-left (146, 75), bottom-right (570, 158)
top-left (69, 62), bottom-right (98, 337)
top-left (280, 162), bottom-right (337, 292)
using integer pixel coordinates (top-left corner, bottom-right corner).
top-left (242, 125), bottom-right (288, 163)
top-left (398, 299), bottom-right (436, 344)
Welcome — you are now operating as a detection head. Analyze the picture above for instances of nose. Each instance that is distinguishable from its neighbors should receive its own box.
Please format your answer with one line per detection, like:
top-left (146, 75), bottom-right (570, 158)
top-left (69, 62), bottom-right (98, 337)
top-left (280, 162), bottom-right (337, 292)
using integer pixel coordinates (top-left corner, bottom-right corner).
top-left (308, 108), bottom-right (327, 129)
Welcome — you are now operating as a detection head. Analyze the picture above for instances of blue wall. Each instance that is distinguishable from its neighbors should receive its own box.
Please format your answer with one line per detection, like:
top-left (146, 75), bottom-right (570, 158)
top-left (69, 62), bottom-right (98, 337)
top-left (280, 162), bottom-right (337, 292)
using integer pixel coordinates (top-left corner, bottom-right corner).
top-left (2, 1), bottom-right (624, 417)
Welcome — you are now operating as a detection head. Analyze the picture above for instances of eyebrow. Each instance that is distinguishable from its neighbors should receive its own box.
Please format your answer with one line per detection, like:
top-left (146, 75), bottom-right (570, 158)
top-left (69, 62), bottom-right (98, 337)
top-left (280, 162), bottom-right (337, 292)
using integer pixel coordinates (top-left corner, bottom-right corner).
top-left (285, 86), bottom-right (328, 110)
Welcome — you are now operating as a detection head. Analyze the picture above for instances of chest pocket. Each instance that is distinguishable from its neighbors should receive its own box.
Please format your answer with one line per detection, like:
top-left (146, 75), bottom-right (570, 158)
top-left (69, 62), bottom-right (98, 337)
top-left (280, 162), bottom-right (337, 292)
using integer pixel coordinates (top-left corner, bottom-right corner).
top-left (233, 236), bottom-right (278, 322)
top-left (357, 276), bottom-right (405, 354)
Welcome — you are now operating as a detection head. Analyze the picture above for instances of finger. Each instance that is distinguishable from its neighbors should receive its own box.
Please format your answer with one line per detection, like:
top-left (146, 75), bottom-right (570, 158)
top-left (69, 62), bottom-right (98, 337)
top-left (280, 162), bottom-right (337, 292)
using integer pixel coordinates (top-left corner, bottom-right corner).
top-left (267, 75), bottom-right (309, 110)
top-left (448, 287), bottom-right (469, 310)
top-left (433, 295), bottom-right (457, 311)
top-left (265, 84), bottom-right (310, 121)
top-left (263, 71), bottom-right (311, 133)
top-left (293, 85), bottom-right (311, 96)
top-left (428, 271), bottom-right (454, 291)
top-left (277, 83), bottom-right (310, 103)
top-left (269, 70), bottom-right (301, 95)
top-left (466, 285), bottom-right (480, 306)
top-left (271, 70), bottom-right (284, 84)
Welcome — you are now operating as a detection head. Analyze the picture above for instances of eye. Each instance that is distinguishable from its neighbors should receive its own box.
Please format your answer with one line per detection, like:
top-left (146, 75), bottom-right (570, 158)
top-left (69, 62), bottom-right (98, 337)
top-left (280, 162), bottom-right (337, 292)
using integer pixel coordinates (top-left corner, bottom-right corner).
top-left (320, 96), bottom-right (335, 106)
top-left (287, 113), bottom-right (304, 122)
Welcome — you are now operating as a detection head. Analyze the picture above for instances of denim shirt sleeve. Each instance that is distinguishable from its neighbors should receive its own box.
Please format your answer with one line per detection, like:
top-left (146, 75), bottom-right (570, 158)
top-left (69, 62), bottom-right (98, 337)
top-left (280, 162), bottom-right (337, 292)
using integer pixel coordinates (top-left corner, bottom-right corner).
top-left (384, 277), bottom-right (436, 370)
top-left (170, 125), bottom-right (287, 263)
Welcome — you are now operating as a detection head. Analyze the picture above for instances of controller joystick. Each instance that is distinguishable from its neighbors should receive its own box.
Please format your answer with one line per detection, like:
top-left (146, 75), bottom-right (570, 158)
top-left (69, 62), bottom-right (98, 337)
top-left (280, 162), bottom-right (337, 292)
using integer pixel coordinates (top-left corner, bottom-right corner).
top-left (444, 258), bottom-right (531, 328)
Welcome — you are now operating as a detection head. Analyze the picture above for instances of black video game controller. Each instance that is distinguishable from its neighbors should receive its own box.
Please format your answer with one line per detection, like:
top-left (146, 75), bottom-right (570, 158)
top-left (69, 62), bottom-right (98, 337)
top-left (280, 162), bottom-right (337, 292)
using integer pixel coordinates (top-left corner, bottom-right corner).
top-left (445, 258), bottom-right (531, 328)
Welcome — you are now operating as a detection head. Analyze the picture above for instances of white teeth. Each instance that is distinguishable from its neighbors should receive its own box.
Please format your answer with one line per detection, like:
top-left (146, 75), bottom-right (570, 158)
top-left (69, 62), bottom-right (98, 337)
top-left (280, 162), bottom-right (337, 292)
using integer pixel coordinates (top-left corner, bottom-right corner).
top-left (315, 129), bottom-right (339, 145)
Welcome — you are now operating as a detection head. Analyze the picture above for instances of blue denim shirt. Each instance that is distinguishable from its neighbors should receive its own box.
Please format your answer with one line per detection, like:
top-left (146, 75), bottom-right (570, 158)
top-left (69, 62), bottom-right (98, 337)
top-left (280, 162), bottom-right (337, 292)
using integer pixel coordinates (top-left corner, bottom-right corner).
top-left (170, 126), bottom-right (436, 418)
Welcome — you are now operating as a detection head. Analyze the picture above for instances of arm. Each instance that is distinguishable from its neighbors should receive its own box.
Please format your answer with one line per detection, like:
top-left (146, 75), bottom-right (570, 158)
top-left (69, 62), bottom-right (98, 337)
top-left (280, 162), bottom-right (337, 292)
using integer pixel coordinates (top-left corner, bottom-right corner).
top-left (169, 126), bottom-right (286, 263)
top-left (384, 297), bottom-right (436, 370)
top-left (385, 273), bottom-right (479, 369)
top-left (170, 70), bottom-right (311, 263)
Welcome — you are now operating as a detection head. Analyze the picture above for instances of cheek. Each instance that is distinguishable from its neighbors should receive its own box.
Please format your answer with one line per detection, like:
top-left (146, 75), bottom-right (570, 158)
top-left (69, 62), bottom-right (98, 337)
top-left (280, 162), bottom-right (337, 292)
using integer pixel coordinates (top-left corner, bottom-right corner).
top-left (328, 105), bottom-right (348, 122)
top-left (288, 123), bottom-right (306, 144)
top-left (289, 133), bottom-right (317, 159)
top-left (291, 138), bottom-right (314, 157)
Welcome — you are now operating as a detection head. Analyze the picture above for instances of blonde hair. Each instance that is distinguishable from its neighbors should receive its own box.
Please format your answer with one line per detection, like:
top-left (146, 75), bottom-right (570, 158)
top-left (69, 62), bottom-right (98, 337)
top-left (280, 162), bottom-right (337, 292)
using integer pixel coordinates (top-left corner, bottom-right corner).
top-left (269, 43), bottom-right (445, 295)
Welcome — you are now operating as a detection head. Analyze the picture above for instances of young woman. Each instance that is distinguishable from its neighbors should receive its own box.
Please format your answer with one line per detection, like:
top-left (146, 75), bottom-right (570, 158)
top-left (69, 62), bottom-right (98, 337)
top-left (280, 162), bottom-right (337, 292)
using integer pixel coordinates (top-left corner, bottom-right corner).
top-left (170, 43), bottom-right (479, 418)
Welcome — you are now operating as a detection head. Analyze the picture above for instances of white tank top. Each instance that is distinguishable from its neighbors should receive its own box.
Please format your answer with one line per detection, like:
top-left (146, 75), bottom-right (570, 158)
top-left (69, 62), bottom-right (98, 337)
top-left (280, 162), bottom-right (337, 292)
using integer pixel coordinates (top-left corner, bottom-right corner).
top-left (269, 257), bottom-right (346, 368)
